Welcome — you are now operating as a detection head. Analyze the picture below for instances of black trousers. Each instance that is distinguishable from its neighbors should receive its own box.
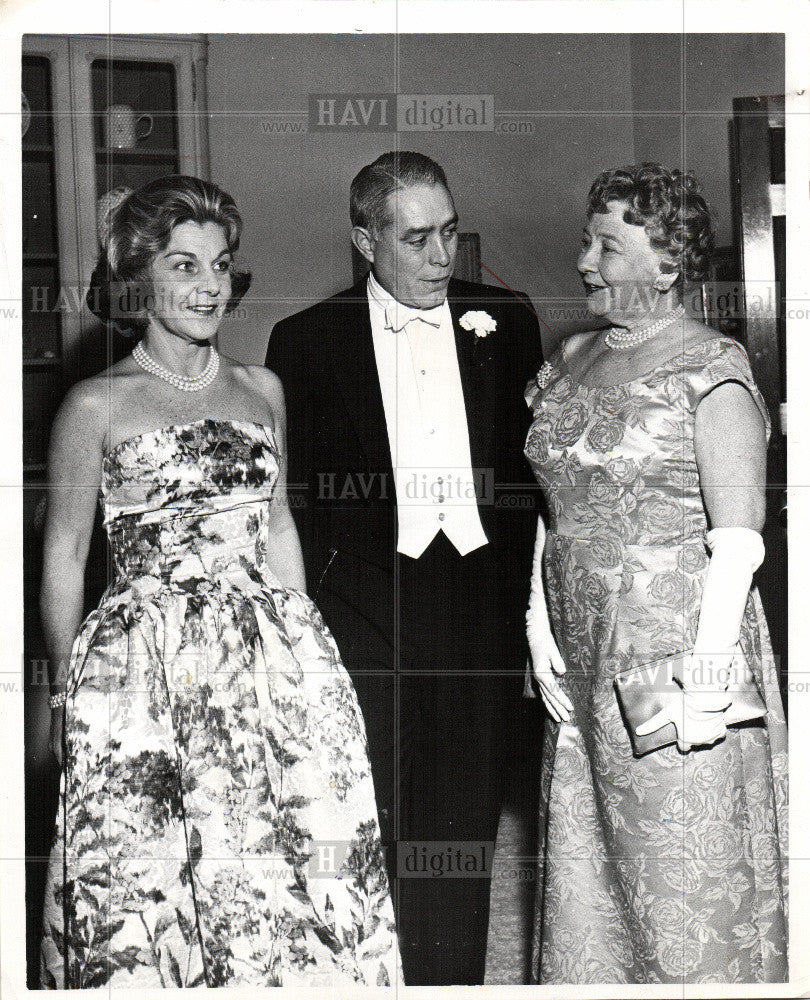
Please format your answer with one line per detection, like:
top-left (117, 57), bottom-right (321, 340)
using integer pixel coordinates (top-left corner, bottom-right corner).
top-left (346, 532), bottom-right (516, 985)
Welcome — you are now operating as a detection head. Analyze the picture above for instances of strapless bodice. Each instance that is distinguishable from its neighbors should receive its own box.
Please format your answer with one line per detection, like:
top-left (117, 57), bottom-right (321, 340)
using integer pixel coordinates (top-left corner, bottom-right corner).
top-left (100, 419), bottom-right (279, 587)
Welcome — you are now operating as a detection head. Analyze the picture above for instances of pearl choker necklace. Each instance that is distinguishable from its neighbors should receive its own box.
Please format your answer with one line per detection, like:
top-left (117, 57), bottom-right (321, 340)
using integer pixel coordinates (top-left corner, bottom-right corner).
top-left (604, 304), bottom-right (685, 350)
top-left (133, 341), bottom-right (220, 392)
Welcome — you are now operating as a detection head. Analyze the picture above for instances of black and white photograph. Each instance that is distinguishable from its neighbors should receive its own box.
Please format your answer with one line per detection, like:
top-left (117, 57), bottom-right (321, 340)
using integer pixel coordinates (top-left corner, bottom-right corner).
top-left (1, 1), bottom-right (808, 995)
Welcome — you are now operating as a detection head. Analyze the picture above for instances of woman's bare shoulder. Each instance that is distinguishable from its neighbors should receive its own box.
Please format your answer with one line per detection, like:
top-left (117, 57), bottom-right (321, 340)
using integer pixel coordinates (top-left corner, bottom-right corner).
top-left (52, 359), bottom-right (146, 443)
top-left (226, 358), bottom-right (284, 399)
top-left (48, 379), bottom-right (109, 461)
top-left (222, 358), bottom-right (286, 434)
top-left (57, 363), bottom-right (133, 418)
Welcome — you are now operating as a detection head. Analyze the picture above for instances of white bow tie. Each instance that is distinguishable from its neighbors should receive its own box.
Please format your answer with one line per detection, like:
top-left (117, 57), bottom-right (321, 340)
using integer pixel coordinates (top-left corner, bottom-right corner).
top-left (384, 302), bottom-right (444, 333)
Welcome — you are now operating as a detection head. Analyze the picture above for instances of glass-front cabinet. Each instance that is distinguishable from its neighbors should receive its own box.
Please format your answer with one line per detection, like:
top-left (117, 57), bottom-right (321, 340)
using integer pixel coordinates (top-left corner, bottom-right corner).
top-left (91, 58), bottom-right (181, 192)
top-left (21, 34), bottom-right (209, 987)
top-left (22, 34), bottom-right (209, 415)
top-left (22, 45), bottom-right (70, 473)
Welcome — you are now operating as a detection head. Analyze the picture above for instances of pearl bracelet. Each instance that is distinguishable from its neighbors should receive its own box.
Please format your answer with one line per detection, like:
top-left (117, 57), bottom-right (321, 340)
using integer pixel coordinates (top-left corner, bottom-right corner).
top-left (49, 691), bottom-right (67, 709)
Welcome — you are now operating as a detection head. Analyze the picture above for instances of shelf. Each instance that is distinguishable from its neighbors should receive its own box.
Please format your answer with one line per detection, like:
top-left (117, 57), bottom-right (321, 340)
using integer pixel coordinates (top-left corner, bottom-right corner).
top-left (24, 463), bottom-right (48, 475)
top-left (23, 358), bottom-right (61, 369)
top-left (22, 143), bottom-right (54, 154)
top-left (95, 146), bottom-right (177, 159)
top-left (23, 252), bottom-right (58, 262)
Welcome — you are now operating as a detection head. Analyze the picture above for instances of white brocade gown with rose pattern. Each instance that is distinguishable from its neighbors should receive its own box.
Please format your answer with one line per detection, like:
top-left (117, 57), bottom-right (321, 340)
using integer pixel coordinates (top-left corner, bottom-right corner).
top-left (524, 337), bottom-right (788, 984)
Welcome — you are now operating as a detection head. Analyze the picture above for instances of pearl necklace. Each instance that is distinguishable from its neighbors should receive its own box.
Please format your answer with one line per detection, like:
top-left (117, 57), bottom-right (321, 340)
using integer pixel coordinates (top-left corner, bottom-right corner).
top-left (132, 340), bottom-right (219, 392)
top-left (604, 304), bottom-right (685, 350)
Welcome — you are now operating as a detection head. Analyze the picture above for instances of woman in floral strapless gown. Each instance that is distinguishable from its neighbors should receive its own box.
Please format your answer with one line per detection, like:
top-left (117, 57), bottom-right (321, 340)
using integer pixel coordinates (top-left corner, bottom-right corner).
top-left (39, 177), bottom-right (399, 988)
top-left (524, 165), bottom-right (787, 984)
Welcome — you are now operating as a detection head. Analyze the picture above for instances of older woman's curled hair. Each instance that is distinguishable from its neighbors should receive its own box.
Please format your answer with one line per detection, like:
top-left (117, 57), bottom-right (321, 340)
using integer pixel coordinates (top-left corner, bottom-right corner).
top-left (586, 162), bottom-right (714, 287)
top-left (87, 174), bottom-right (251, 334)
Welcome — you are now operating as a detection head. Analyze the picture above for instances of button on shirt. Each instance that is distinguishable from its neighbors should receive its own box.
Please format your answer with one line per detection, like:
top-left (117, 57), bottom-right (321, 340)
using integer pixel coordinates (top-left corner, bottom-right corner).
top-left (367, 272), bottom-right (488, 559)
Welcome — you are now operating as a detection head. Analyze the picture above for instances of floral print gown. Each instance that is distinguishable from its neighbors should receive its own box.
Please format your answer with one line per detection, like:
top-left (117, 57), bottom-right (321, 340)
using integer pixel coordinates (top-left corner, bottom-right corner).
top-left (524, 338), bottom-right (788, 984)
top-left (40, 419), bottom-right (400, 988)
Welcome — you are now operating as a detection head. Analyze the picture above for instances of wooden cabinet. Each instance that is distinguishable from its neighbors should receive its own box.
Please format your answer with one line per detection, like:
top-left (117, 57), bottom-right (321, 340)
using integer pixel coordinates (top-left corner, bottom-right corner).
top-left (22, 34), bottom-right (210, 468)
top-left (22, 39), bottom-right (74, 473)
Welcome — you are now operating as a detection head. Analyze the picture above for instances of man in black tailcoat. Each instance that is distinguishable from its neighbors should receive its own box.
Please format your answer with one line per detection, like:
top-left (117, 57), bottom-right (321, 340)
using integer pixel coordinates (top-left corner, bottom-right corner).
top-left (266, 151), bottom-right (542, 985)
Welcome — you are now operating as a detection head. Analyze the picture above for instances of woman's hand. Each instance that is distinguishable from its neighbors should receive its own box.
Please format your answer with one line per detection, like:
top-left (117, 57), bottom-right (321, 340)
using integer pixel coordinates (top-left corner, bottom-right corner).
top-left (48, 705), bottom-right (65, 768)
top-left (636, 688), bottom-right (730, 753)
top-left (528, 634), bottom-right (573, 724)
top-left (526, 516), bottom-right (572, 723)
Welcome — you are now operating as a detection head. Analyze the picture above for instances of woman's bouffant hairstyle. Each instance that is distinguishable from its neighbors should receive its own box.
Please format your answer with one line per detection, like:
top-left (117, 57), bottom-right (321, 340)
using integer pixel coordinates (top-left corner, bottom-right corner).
top-left (586, 163), bottom-right (715, 287)
top-left (87, 175), bottom-right (251, 334)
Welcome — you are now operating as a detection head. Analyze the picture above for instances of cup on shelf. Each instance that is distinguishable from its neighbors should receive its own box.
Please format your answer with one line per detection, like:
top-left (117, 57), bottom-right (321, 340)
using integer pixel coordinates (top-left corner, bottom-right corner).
top-left (103, 104), bottom-right (153, 149)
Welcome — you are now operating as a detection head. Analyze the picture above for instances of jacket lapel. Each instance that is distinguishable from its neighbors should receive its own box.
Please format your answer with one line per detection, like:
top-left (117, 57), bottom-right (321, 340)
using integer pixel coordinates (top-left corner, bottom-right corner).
top-left (447, 282), bottom-right (495, 474)
top-left (326, 281), bottom-right (394, 479)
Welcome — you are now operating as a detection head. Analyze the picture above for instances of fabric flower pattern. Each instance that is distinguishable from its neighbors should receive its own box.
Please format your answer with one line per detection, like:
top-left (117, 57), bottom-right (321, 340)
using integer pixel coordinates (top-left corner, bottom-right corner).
top-left (523, 339), bottom-right (788, 984)
top-left (40, 419), bottom-right (400, 988)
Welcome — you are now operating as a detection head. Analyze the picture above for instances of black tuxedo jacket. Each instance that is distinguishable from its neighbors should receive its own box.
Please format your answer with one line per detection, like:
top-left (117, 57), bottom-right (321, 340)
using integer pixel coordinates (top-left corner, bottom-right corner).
top-left (266, 277), bottom-right (543, 671)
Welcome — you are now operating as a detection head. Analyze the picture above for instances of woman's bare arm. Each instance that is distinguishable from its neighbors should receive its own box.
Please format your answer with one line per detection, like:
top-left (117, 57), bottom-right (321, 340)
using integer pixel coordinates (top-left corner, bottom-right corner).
top-left (637, 380), bottom-right (768, 749)
top-left (256, 368), bottom-right (307, 593)
top-left (40, 382), bottom-right (105, 760)
top-left (694, 381), bottom-right (767, 531)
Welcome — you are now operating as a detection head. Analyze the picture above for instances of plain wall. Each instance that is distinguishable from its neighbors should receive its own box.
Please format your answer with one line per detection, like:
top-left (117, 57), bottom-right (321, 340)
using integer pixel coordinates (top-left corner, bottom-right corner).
top-left (206, 33), bottom-right (784, 363)
top-left (630, 34), bottom-right (785, 246)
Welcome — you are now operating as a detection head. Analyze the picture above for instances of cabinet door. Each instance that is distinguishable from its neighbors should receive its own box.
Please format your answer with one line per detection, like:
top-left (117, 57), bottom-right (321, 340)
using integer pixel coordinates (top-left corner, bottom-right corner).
top-left (21, 41), bottom-right (78, 987)
top-left (22, 38), bottom-right (78, 472)
top-left (67, 35), bottom-right (210, 379)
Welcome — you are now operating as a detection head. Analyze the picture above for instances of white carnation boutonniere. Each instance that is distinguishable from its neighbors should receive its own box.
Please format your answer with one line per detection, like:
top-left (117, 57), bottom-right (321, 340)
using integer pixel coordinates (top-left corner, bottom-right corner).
top-left (460, 310), bottom-right (497, 338)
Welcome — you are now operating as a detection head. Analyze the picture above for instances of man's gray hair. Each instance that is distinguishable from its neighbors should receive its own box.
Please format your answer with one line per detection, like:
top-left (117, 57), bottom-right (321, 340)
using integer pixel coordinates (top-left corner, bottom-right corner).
top-left (350, 151), bottom-right (450, 235)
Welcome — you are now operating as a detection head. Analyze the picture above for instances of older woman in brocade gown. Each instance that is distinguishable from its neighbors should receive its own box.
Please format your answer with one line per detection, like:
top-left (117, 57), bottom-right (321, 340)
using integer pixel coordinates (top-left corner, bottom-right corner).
top-left (524, 163), bottom-right (787, 984)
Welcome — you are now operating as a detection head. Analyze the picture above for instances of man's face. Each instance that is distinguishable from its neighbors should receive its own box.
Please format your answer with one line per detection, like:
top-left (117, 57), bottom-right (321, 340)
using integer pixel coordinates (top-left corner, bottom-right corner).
top-left (365, 183), bottom-right (458, 309)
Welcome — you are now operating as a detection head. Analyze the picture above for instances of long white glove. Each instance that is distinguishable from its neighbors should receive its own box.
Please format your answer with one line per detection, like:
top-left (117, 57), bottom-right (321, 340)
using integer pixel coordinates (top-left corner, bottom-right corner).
top-left (526, 517), bottom-right (572, 723)
top-left (637, 526), bottom-right (765, 751)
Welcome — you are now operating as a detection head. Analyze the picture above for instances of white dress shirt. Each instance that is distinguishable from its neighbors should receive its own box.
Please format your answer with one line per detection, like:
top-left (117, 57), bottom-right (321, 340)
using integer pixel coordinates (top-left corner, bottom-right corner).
top-left (367, 271), bottom-right (489, 559)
